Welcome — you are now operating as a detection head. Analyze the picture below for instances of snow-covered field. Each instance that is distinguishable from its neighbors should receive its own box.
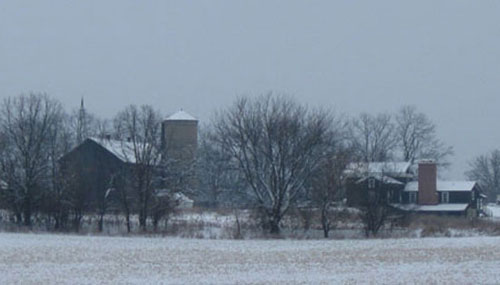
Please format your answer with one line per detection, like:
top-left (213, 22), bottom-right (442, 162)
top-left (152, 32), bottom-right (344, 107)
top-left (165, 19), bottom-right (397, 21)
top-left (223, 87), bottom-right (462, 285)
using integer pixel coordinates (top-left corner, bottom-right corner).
top-left (1, 233), bottom-right (499, 284)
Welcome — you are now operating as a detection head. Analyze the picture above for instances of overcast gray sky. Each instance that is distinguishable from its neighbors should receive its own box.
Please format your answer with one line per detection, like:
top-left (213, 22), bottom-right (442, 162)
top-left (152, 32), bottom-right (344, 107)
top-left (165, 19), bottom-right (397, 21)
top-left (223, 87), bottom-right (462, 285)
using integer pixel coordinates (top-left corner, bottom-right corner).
top-left (1, 1), bottom-right (499, 179)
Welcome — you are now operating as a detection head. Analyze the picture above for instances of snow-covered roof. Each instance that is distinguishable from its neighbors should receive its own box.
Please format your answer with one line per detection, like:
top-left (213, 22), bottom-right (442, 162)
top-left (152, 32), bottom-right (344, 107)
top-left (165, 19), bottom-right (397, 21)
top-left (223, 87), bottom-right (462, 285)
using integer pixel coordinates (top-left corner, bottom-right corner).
top-left (166, 110), bottom-right (197, 121)
top-left (345, 162), bottom-right (412, 177)
top-left (156, 190), bottom-right (192, 200)
top-left (356, 175), bottom-right (404, 185)
top-left (404, 181), bottom-right (477, 192)
top-left (89, 137), bottom-right (148, 164)
top-left (155, 190), bottom-right (194, 208)
top-left (391, 203), bottom-right (469, 212)
top-left (173, 192), bottom-right (193, 203)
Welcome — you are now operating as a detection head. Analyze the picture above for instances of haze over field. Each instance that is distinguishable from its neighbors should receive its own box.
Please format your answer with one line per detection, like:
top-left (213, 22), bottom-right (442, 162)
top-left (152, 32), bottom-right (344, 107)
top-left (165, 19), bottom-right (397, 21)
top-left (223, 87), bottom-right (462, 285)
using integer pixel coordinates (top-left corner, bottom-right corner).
top-left (1, 1), bottom-right (500, 178)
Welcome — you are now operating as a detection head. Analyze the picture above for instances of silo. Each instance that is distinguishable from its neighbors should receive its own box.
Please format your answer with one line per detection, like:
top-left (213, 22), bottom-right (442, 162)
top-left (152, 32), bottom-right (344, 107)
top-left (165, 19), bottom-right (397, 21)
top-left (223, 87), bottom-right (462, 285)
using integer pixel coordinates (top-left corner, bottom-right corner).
top-left (162, 110), bottom-right (198, 162)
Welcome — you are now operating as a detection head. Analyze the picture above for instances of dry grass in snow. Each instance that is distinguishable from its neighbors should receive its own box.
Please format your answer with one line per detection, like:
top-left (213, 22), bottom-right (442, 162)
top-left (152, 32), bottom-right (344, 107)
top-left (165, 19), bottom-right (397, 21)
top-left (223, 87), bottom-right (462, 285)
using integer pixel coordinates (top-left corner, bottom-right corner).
top-left (0, 232), bottom-right (499, 284)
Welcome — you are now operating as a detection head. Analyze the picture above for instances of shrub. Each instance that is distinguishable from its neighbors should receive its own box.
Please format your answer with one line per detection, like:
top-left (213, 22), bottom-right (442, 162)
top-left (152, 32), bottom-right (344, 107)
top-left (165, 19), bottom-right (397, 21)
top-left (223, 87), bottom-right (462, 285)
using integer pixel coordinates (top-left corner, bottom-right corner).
top-left (406, 215), bottom-right (500, 237)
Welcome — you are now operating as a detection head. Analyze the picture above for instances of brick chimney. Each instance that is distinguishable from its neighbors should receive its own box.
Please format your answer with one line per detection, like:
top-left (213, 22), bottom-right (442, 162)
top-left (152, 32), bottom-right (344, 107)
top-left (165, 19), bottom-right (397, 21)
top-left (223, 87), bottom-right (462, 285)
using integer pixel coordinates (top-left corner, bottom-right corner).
top-left (418, 160), bottom-right (439, 205)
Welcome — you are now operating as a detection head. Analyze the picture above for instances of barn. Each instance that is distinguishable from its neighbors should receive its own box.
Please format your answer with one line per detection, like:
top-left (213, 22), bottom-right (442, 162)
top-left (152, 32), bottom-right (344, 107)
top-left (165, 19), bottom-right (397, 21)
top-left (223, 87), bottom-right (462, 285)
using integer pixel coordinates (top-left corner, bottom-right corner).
top-left (59, 110), bottom-right (198, 213)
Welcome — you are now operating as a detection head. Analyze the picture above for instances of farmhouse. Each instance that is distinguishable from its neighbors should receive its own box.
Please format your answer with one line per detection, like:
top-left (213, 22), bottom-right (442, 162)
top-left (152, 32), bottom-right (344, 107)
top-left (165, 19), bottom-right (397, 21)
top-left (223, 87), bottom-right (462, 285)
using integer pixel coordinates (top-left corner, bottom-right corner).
top-left (345, 161), bottom-right (415, 207)
top-left (345, 160), bottom-right (485, 217)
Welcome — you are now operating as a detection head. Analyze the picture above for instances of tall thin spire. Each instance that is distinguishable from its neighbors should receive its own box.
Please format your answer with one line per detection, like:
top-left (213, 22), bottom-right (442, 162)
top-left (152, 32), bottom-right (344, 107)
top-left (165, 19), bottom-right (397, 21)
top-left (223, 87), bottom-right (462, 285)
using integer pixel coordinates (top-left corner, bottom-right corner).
top-left (77, 97), bottom-right (87, 144)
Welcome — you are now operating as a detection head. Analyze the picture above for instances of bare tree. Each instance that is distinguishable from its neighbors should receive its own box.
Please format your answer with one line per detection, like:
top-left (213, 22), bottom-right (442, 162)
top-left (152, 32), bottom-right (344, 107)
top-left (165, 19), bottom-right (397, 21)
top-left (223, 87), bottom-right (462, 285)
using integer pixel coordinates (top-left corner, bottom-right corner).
top-left (114, 105), bottom-right (163, 231)
top-left (350, 113), bottom-right (396, 162)
top-left (211, 94), bottom-right (334, 234)
top-left (60, 161), bottom-right (91, 232)
top-left (196, 130), bottom-right (244, 208)
top-left (95, 174), bottom-right (113, 232)
top-left (466, 150), bottom-right (500, 202)
top-left (44, 112), bottom-right (74, 230)
top-left (111, 171), bottom-right (133, 233)
top-left (0, 94), bottom-right (64, 226)
top-left (150, 193), bottom-right (178, 232)
top-left (359, 189), bottom-right (390, 237)
top-left (395, 105), bottom-right (453, 166)
top-left (309, 145), bottom-right (352, 238)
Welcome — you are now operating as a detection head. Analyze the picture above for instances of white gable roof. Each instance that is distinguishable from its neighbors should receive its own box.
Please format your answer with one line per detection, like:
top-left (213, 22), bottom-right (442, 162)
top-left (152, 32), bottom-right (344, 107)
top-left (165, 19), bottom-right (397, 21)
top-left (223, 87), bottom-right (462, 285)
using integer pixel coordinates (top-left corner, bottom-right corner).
top-left (356, 175), bottom-right (404, 185)
top-left (404, 181), bottom-right (477, 192)
top-left (345, 162), bottom-right (412, 176)
top-left (89, 137), bottom-right (140, 163)
top-left (166, 110), bottom-right (197, 121)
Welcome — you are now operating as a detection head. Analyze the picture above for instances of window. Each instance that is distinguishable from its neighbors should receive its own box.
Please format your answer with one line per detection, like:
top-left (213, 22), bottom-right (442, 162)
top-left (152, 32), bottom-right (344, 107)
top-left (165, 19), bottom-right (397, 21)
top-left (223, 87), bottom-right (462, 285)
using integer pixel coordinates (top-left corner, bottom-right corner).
top-left (471, 191), bottom-right (475, 201)
top-left (368, 178), bottom-right (376, 189)
top-left (409, 192), bottom-right (417, 204)
top-left (399, 192), bottom-right (402, 203)
top-left (386, 190), bottom-right (392, 201)
top-left (441, 192), bottom-right (449, 203)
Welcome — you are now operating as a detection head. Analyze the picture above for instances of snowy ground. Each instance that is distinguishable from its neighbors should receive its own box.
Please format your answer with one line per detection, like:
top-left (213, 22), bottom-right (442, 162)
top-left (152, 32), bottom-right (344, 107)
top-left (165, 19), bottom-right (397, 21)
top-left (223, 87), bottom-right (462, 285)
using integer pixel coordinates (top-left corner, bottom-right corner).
top-left (1, 233), bottom-right (499, 284)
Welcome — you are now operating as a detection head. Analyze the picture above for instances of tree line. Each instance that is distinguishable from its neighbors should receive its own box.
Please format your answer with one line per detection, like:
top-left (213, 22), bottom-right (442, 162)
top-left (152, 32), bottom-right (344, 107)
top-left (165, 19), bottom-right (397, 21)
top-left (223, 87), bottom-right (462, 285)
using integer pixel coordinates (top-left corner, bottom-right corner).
top-left (196, 94), bottom-right (454, 235)
top-left (3, 92), bottom-right (489, 236)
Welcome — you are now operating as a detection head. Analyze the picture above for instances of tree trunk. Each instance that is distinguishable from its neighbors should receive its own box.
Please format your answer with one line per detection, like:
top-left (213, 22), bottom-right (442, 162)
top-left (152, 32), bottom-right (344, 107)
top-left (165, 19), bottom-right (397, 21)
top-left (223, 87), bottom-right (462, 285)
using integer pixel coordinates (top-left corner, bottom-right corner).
top-left (22, 193), bottom-right (33, 227)
top-left (152, 214), bottom-right (159, 232)
top-left (72, 211), bottom-right (82, 232)
top-left (54, 214), bottom-right (60, 230)
top-left (269, 222), bottom-right (280, 235)
top-left (73, 217), bottom-right (81, 232)
top-left (15, 212), bottom-right (23, 225)
top-left (125, 211), bottom-right (131, 233)
top-left (269, 214), bottom-right (281, 235)
top-left (23, 206), bottom-right (32, 227)
top-left (98, 212), bottom-right (104, 232)
top-left (164, 216), bottom-right (170, 233)
top-left (139, 210), bottom-right (147, 231)
top-left (321, 207), bottom-right (330, 238)
top-left (120, 191), bottom-right (131, 233)
top-left (234, 211), bottom-right (242, 239)
top-left (323, 226), bottom-right (329, 238)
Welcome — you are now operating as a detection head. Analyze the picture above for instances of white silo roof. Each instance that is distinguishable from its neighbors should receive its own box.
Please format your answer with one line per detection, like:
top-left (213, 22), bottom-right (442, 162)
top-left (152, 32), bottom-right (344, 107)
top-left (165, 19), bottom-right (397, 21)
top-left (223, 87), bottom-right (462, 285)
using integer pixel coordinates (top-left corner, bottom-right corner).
top-left (166, 110), bottom-right (197, 121)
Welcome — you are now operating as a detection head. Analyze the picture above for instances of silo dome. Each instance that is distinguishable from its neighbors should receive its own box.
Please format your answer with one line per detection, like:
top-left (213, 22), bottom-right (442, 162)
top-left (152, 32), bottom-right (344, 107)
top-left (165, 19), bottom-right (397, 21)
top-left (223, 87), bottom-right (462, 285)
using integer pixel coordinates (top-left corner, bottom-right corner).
top-left (165, 110), bottom-right (197, 121)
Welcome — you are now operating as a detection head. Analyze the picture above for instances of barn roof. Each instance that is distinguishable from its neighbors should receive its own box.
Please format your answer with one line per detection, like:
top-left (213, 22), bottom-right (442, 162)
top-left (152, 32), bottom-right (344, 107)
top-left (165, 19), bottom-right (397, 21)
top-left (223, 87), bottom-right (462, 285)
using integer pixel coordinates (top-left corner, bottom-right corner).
top-left (404, 181), bottom-right (477, 192)
top-left (89, 137), bottom-right (157, 164)
top-left (166, 110), bottom-right (197, 121)
top-left (89, 137), bottom-right (137, 163)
